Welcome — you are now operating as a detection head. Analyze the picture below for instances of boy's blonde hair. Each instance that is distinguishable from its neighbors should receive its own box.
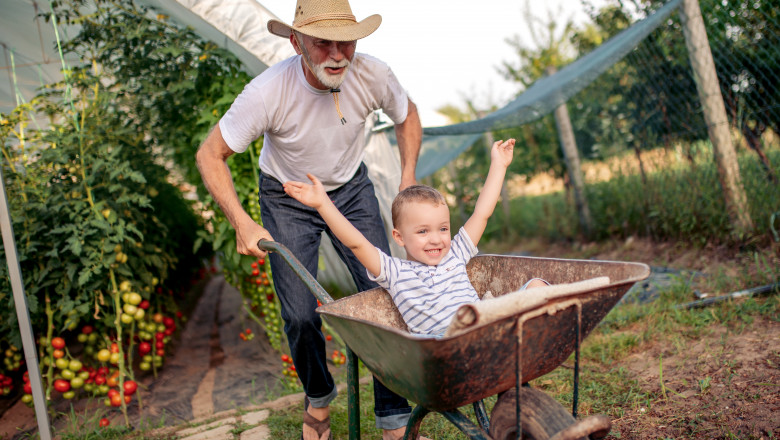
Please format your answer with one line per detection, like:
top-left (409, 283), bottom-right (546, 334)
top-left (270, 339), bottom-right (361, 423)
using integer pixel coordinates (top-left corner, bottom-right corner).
top-left (391, 185), bottom-right (447, 228)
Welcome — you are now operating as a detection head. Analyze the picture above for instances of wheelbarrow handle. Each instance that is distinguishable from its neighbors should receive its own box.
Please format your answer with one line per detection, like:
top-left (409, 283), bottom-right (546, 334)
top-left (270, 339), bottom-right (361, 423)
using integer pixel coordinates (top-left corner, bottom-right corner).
top-left (257, 239), bottom-right (334, 305)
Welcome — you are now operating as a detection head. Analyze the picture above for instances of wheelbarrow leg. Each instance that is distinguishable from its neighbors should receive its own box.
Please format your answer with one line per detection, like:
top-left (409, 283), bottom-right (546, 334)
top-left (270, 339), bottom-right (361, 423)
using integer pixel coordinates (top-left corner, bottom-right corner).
top-left (403, 405), bottom-right (429, 440)
top-left (473, 399), bottom-right (490, 433)
top-left (440, 408), bottom-right (491, 439)
top-left (347, 346), bottom-right (360, 440)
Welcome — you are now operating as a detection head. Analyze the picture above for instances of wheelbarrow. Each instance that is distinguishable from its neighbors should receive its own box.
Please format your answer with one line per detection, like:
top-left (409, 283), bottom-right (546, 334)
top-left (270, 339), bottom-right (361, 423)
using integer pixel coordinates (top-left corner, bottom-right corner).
top-left (258, 240), bottom-right (650, 440)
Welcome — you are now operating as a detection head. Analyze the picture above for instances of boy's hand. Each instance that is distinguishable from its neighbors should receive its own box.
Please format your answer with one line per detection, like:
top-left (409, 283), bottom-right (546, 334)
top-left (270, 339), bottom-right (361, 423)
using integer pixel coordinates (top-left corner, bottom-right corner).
top-left (283, 174), bottom-right (328, 209)
top-left (491, 138), bottom-right (516, 168)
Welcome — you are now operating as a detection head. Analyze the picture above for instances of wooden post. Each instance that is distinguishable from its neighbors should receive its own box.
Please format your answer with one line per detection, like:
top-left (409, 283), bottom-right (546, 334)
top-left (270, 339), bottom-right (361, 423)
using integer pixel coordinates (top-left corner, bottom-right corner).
top-left (547, 66), bottom-right (593, 238)
top-left (679, 0), bottom-right (754, 234)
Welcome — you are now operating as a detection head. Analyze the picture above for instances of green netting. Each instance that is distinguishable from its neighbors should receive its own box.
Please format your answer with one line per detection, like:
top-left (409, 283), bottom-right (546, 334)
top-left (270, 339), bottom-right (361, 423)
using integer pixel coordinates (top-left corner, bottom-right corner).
top-left (424, 0), bottom-right (681, 136)
top-left (404, 0), bottom-right (682, 179)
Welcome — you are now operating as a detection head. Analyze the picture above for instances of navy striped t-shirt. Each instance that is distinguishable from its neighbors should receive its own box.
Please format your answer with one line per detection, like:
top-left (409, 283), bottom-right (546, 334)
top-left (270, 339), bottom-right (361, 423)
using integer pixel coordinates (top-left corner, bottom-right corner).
top-left (368, 227), bottom-right (480, 335)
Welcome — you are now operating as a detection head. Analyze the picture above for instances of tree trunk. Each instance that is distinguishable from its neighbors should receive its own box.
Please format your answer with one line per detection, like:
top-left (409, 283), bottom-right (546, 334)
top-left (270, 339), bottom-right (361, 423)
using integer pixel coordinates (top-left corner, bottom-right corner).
top-left (546, 66), bottom-right (593, 239)
top-left (679, 0), bottom-right (754, 234)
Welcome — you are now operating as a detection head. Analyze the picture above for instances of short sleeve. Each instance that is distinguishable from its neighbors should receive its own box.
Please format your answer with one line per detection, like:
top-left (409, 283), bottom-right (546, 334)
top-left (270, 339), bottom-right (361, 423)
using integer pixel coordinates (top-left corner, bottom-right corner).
top-left (380, 68), bottom-right (409, 125)
top-left (218, 80), bottom-right (270, 153)
top-left (450, 227), bottom-right (478, 262)
top-left (367, 247), bottom-right (395, 289)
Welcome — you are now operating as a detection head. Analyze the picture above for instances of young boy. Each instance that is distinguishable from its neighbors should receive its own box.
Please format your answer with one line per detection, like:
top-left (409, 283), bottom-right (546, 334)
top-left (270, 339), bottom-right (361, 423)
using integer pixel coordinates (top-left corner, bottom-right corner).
top-left (283, 138), bottom-right (546, 336)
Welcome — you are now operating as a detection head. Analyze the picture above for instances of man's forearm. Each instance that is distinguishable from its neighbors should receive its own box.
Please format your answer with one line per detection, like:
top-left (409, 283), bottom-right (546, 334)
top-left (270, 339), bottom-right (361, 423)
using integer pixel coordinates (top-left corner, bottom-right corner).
top-left (395, 99), bottom-right (422, 189)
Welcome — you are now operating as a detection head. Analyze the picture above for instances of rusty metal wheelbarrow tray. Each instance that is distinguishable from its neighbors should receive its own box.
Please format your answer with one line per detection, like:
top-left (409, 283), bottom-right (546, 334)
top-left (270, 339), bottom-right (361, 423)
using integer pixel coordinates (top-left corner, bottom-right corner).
top-left (316, 254), bottom-right (650, 413)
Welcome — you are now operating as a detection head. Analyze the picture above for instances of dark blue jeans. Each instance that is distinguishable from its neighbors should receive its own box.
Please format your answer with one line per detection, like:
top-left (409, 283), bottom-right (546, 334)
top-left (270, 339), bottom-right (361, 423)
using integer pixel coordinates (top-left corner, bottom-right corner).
top-left (259, 163), bottom-right (411, 429)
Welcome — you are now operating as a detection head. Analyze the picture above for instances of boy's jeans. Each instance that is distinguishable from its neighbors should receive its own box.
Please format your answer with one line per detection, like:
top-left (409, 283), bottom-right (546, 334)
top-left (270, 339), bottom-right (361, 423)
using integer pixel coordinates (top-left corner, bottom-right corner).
top-left (259, 163), bottom-right (412, 429)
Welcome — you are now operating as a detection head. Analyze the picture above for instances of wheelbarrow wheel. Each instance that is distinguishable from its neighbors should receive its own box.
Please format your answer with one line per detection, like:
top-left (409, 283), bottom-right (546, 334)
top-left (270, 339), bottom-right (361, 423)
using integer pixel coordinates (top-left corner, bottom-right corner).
top-left (488, 387), bottom-right (610, 440)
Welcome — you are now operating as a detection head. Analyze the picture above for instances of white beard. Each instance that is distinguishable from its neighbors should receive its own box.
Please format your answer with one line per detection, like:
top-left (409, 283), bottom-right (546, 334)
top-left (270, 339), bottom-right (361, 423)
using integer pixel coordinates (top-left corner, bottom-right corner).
top-left (302, 48), bottom-right (351, 89)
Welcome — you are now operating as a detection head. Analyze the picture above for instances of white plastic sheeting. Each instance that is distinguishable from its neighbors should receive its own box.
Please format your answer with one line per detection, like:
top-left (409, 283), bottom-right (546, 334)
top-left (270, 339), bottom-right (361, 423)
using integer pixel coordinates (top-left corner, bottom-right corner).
top-left (1, 0), bottom-right (80, 114)
top-left (1, 0), bottom-right (293, 113)
top-left (138, 0), bottom-right (294, 76)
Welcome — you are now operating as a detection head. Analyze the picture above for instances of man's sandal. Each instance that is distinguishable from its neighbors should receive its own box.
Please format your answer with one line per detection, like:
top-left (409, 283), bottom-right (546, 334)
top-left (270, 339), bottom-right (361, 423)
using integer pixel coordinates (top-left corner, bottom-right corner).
top-left (302, 396), bottom-right (332, 440)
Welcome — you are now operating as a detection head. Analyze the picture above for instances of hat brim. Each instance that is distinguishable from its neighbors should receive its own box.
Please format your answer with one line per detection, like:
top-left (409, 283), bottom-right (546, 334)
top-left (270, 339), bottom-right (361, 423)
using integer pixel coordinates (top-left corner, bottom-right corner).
top-left (268, 14), bottom-right (381, 42)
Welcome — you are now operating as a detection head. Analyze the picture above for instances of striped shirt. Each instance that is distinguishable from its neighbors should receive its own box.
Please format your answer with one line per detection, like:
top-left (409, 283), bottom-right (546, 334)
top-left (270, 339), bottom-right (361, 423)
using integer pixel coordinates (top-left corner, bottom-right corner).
top-left (369, 227), bottom-right (480, 335)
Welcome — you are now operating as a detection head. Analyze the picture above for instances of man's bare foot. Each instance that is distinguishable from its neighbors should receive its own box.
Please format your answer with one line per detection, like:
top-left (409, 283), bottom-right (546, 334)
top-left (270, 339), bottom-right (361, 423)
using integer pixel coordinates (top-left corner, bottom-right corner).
top-left (381, 427), bottom-right (431, 440)
top-left (303, 404), bottom-right (330, 440)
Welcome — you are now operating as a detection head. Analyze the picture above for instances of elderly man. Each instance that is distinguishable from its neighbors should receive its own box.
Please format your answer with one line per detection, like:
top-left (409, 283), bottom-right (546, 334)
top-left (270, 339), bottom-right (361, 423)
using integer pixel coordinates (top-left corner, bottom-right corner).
top-left (195, 0), bottom-right (423, 438)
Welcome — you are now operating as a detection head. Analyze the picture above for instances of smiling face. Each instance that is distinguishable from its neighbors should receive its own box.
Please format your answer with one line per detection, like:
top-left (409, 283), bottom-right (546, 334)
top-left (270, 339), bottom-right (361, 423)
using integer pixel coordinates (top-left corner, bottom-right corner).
top-left (292, 32), bottom-right (356, 90)
top-left (392, 201), bottom-right (452, 266)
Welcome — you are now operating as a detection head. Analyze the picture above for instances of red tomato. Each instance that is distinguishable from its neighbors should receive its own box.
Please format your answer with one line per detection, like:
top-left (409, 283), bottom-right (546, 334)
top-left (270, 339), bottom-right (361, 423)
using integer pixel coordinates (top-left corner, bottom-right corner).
top-left (99, 418), bottom-right (110, 427)
top-left (53, 379), bottom-right (70, 393)
top-left (51, 337), bottom-right (66, 350)
top-left (281, 354), bottom-right (290, 363)
top-left (81, 325), bottom-right (94, 335)
top-left (52, 349), bottom-right (65, 359)
top-left (258, 258), bottom-right (265, 265)
top-left (139, 300), bottom-right (150, 310)
top-left (123, 380), bottom-right (137, 396)
top-left (138, 342), bottom-right (151, 356)
top-left (110, 393), bottom-right (122, 407)
top-left (23, 383), bottom-right (32, 394)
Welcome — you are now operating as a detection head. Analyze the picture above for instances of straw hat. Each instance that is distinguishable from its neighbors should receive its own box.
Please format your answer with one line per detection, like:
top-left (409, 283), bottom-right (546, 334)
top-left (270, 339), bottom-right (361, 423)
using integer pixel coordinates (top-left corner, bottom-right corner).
top-left (267, 0), bottom-right (381, 42)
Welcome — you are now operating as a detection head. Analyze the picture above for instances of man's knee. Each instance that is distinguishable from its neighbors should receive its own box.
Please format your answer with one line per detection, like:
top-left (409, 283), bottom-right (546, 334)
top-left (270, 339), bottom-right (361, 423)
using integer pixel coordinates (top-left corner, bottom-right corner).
top-left (284, 311), bottom-right (321, 336)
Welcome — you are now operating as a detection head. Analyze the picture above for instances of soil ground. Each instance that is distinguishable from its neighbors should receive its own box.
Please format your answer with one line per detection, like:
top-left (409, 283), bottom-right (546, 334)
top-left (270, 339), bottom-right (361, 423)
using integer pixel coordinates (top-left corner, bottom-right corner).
top-left (508, 237), bottom-right (780, 439)
top-left (0, 237), bottom-right (777, 439)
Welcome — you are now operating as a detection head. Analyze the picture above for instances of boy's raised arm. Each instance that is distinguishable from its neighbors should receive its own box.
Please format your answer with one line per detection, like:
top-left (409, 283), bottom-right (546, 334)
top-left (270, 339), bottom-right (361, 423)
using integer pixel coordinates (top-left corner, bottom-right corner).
top-left (283, 174), bottom-right (382, 277)
top-left (464, 139), bottom-right (515, 246)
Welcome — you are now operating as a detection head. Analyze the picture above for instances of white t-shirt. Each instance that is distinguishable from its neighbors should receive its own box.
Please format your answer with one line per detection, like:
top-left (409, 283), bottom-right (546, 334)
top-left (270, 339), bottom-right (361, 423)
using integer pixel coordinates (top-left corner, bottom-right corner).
top-left (219, 53), bottom-right (409, 190)
top-left (369, 228), bottom-right (481, 335)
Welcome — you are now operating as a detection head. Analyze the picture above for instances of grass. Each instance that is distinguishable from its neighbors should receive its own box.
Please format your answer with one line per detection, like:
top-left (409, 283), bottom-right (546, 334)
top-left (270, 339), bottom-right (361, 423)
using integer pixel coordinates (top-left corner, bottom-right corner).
top-left (476, 143), bottom-right (780, 246)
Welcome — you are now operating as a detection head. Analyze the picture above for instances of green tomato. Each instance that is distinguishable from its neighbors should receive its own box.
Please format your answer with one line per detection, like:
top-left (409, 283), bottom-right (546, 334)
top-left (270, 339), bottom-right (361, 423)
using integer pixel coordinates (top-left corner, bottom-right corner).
top-left (139, 362), bottom-right (151, 371)
top-left (68, 359), bottom-right (83, 371)
top-left (70, 377), bottom-right (84, 389)
top-left (134, 308), bottom-right (145, 320)
top-left (127, 292), bottom-right (142, 306)
top-left (61, 369), bottom-right (75, 380)
top-left (77, 334), bottom-right (88, 343)
top-left (62, 390), bottom-right (76, 399)
top-left (123, 304), bottom-right (138, 315)
top-left (98, 385), bottom-right (109, 395)
top-left (87, 333), bottom-right (98, 344)
top-left (55, 358), bottom-right (69, 370)
top-left (120, 313), bottom-right (134, 325)
top-left (96, 349), bottom-right (111, 363)
top-left (21, 394), bottom-right (33, 404)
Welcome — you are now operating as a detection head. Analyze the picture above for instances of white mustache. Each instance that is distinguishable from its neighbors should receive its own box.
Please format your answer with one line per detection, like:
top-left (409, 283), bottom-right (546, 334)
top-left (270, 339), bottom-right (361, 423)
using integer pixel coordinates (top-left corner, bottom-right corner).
top-left (322, 60), bottom-right (349, 69)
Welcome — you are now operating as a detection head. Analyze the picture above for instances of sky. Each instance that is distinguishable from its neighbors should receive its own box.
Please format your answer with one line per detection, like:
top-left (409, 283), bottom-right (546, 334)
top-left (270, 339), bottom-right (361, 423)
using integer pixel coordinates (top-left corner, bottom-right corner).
top-left (259, 0), bottom-right (609, 127)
